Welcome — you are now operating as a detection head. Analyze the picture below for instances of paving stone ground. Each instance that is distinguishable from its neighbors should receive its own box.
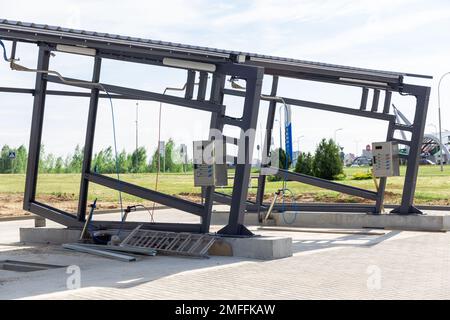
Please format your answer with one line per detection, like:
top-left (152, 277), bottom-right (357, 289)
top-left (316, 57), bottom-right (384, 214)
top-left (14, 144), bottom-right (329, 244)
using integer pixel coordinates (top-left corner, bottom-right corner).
top-left (1, 211), bottom-right (450, 300)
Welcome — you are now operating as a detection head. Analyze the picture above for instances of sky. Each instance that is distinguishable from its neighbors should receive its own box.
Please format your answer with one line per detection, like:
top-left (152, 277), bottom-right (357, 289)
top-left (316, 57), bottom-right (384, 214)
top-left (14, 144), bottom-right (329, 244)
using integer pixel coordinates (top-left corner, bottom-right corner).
top-left (1, 0), bottom-right (450, 160)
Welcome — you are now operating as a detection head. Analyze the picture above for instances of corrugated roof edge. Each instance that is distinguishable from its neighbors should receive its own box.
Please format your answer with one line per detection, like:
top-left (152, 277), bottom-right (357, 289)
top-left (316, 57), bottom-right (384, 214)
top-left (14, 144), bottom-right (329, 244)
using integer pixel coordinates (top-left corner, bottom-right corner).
top-left (0, 19), bottom-right (433, 80)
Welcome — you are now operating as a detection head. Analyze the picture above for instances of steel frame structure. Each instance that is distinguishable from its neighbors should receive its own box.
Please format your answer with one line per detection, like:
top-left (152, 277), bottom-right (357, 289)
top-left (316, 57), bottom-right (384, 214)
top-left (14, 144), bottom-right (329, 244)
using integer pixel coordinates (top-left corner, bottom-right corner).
top-left (0, 20), bottom-right (432, 236)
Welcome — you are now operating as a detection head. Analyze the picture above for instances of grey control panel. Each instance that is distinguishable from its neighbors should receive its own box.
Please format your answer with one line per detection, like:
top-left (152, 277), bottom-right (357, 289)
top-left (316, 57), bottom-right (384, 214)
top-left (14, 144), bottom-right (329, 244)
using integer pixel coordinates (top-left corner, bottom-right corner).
top-left (372, 141), bottom-right (400, 177)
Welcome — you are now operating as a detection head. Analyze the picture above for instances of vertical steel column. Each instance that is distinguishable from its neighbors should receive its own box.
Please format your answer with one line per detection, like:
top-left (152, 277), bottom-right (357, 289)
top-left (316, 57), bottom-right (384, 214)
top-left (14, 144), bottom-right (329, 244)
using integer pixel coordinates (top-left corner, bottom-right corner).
top-left (201, 74), bottom-right (226, 233)
top-left (374, 119), bottom-right (395, 213)
top-left (360, 88), bottom-right (369, 110)
top-left (392, 85), bottom-right (431, 214)
top-left (197, 72), bottom-right (208, 101)
top-left (23, 46), bottom-right (50, 210)
top-left (371, 89), bottom-right (380, 112)
top-left (255, 76), bottom-right (279, 220)
top-left (185, 70), bottom-right (196, 100)
top-left (218, 66), bottom-right (264, 236)
top-left (77, 56), bottom-right (102, 221)
top-left (383, 91), bottom-right (392, 114)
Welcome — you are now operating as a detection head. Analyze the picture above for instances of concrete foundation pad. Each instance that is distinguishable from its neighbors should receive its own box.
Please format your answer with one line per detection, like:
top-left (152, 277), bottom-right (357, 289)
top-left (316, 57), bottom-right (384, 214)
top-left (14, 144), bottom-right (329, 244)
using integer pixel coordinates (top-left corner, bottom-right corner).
top-left (211, 236), bottom-right (292, 260)
top-left (19, 227), bottom-right (292, 260)
top-left (272, 211), bottom-right (450, 232)
top-left (20, 227), bottom-right (81, 244)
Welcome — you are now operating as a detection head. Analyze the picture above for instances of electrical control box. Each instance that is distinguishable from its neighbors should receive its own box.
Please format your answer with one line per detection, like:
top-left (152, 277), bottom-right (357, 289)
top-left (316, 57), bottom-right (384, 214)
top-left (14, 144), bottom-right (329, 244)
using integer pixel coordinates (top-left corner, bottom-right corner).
top-left (193, 140), bottom-right (228, 187)
top-left (372, 141), bottom-right (400, 177)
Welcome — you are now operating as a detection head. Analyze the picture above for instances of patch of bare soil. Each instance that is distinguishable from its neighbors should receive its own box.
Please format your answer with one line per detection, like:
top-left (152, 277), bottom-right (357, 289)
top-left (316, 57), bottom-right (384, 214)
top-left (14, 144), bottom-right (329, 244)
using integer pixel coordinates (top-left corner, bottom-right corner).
top-left (1, 191), bottom-right (449, 218)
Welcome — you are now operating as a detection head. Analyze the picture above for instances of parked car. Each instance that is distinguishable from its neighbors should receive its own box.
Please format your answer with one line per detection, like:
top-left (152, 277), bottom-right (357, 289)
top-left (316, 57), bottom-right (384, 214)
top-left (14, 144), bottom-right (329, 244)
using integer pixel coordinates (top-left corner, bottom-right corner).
top-left (419, 158), bottom-right (435, 165)
top-left (351, 156), bottom-right (372, 167)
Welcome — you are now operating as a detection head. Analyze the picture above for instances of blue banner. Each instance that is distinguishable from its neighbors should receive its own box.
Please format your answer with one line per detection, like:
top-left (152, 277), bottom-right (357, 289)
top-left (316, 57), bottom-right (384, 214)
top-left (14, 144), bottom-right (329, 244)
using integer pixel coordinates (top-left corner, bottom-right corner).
top-left (285, 123), bottom-right (293, 163)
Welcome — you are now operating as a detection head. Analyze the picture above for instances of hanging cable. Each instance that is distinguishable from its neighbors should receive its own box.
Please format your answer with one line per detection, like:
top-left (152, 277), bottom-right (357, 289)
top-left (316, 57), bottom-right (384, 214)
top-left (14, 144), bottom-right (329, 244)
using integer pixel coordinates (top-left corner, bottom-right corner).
top-left (0, 40), bottom-right (10, 62)
top-left (4, 54), bottom-right (125, 228)
top-left (261, 95), bottom-right (293, 211)
top-left (151, 83), bottom-right (188, 217)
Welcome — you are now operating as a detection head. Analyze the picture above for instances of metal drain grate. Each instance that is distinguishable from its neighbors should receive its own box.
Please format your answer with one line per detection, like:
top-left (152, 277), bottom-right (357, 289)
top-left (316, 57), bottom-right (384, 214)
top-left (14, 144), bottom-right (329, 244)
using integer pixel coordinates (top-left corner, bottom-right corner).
top-left (120, 226), bottom-right (217, 258)
top-left (0, 260), bottom-right (66, 272)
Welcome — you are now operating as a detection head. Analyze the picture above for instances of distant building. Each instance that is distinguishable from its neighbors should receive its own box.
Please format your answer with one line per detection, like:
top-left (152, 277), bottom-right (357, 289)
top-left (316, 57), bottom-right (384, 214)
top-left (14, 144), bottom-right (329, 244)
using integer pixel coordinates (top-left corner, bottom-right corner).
top-left (362, 144), bottom-right (372, 159)
top-left (344, 153), bottom-right (356, 166)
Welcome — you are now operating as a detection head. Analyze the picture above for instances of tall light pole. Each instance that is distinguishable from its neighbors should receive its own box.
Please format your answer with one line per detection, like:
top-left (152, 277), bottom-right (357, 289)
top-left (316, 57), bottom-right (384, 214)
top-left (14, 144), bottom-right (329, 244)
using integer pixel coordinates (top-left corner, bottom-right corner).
top-left (295, 135), bottom-right (304, 153)
top-left (135, 102), bottom-right (139, 153)
top-left (438, 72), bottom-right (450, 171)
top-left (334, 128), bottom-right (343, 144)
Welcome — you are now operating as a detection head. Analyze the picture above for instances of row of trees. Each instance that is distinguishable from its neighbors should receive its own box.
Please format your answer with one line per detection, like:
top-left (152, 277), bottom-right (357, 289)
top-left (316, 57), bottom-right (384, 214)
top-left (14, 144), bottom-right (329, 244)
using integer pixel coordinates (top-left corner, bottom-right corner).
top-left (0, 139), bottom-right (192, 174)
top-left (1, 138), bottom-right (344, 180)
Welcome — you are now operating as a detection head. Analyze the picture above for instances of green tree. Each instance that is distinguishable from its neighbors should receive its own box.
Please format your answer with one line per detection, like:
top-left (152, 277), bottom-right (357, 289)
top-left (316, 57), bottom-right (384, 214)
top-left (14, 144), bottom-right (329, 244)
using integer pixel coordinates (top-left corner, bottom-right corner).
top-left (164, 139), bottom-right (175, 172)
top-left (15, 145), bottom-right (28, 173)
top-left (130, 147), bottom-right (147, 173)
top-left (92, 147), bottom-right (115, 173)
top-left (294, 152), bottom-right (314, 175)
top-left (149, 147), bottom-right (161, 173)
top-left (54, 156), bottom-right (64, 173)
top-left (67, 145), bottom-right (84, 173)
top-left (312, 138), bottom-right (343, 180)
top-left (0, 145), bottom-right (13, 173)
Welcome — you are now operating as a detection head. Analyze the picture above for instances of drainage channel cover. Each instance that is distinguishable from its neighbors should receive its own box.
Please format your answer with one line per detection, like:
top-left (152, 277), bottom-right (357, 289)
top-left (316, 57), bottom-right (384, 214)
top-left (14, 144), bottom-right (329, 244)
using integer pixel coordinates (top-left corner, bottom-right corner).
top-left (0, 260), bottom-right (66, 272)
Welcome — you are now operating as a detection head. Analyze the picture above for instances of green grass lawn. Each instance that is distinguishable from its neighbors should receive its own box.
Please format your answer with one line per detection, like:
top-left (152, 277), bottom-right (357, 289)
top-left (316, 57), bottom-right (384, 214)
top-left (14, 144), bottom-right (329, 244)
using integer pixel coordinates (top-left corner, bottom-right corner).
top-left (0, 166), bottom-right (449, 205)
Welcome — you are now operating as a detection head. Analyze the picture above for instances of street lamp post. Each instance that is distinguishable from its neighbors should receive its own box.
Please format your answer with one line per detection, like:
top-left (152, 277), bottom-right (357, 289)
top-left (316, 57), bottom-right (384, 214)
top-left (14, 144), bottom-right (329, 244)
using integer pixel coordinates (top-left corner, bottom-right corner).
top-left (334, 128), bottom-right (343, 144)
top-left (438, 72), bottom-right (450, 171)
top-left (295, 135), bottom-right (304, 153)
top-left (135, 102), bottom-right (139, 153)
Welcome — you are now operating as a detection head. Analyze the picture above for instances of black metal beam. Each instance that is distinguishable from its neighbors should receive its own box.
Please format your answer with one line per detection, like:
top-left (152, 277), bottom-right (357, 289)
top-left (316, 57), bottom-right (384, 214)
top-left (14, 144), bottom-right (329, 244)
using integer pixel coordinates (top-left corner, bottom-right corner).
top-left (197, 71), bottom-right (208, 101)
top-left (360, 87), bottom-right (369, 110)
top-left (201, 73), bottom-right (226, 233)
top-left (255, 75), bottom-right (279, 215)
top-left (371, 89), bottom-right (380, 112)
top-left (30, 201), bottom-right (203, 232)
top-left (268, 203), bottom-right (377, 213)
top-left (185, 70), bottom-right (195, 99)
top-left (218, 65), bottom-right (264, 236)
top-left (392, 84), bottom-right (431, 214)
top-left (29, 202), bottom-right (81, 228)
top-left (87, 173), bottom-right (205, 217)
top-left (383, 91), bottom-right (392, 114)
top-left (90, 221), bottom-right (203, 233)
top-left (45, 75), bottom-right (223, 114)
top-left (77, 56), bottom-right (101, 221)
top-left (23, 46), bottom-right (50, 210)
top-left (223, 88), bottom-right (395, 121)
top-left (269, 168), bottom-right (378, 200)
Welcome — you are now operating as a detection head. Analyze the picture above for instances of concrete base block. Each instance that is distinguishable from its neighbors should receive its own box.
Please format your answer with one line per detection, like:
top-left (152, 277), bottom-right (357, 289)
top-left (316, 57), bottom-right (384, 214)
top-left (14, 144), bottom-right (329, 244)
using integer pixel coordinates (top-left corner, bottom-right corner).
top-left (272, 212), bottom-right (450, 232)
top-left (212, 236), bottom-right (292, 260)
top-left (20, 227), bottom-right (81, 245)
top-left (211, 211), bottom-right (259, 226)
top-left (34, 217), bottom-right (46, 228)
top-left (19, 227), bottom-right (292, 260)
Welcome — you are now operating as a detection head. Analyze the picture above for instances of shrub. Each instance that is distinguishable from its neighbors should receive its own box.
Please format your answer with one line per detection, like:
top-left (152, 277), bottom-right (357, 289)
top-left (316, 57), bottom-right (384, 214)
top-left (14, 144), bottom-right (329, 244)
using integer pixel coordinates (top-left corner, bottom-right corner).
top-left (294, 152), bottom-right (314, 175)
top-left (312, 138), bottom-right (344, 180)
top-left (352, 171), bottom-right (373, 180)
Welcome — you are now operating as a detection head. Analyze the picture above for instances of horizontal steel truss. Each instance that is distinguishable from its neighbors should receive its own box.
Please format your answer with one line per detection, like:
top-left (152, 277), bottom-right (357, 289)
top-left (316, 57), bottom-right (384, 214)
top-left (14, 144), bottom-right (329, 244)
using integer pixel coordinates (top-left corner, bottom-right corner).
top-left (214, 79), bottom-right (431, 216)
top-left (1, 41), bottom-right (264, 236)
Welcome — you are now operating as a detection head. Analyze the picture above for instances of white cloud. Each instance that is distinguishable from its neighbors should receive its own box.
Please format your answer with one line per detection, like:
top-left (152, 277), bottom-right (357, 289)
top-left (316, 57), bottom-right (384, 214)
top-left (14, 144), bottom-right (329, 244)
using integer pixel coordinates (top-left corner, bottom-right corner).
top-left (291, 7), bottom-right (450, 57)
